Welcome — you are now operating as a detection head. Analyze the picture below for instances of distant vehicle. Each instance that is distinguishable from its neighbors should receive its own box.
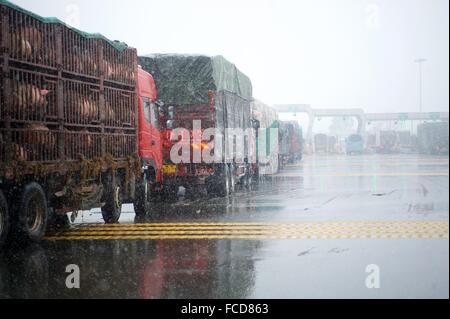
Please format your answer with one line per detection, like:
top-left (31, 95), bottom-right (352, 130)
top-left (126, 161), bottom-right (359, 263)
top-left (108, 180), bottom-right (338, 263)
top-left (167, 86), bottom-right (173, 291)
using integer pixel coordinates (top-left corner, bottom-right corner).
top-left (327, 136), bottom-right (338, 153)
top-left (396, 131), bottom-right (416, 153)
top-left (139, 54), bottom-right (256, 198)
top-left (252, 100), bottom-right (280, 176)
top-left (418, 122), bottom-right (449, 155)
top-left (346, 134), bottom-right (364, 155)
top-left (279, 121), bottom-right (303, 165)
top-left (379, 131), bottom-right (398, 154)
top-left (314, 134), bottom-right (328, 153)
top-left (366, 134), bottom-right (378, 153)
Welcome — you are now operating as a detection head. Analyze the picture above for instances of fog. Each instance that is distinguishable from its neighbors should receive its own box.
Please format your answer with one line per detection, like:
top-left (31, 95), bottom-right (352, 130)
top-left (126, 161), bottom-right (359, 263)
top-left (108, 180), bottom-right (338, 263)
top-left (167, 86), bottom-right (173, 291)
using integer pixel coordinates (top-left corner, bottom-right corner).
top-left (11, 0), bottom-right (449, 113)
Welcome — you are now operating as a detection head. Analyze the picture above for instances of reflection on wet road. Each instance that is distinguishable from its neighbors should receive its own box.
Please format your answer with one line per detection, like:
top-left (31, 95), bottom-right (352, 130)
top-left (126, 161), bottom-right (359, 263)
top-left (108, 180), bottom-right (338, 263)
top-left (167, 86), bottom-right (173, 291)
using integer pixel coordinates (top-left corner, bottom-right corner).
top-left (0, 155), bottom-right (448, 299)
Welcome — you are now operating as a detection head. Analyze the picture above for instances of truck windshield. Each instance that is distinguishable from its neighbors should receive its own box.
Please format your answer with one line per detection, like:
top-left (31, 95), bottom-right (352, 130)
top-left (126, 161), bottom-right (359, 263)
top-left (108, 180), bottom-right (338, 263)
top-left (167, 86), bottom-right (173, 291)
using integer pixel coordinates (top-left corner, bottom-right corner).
top-left (142, 97), bottom-right (159, 129)
top-left (151, 103), bottom-right (159, 129)
top-left (143, 97), bottom-right (151, 123)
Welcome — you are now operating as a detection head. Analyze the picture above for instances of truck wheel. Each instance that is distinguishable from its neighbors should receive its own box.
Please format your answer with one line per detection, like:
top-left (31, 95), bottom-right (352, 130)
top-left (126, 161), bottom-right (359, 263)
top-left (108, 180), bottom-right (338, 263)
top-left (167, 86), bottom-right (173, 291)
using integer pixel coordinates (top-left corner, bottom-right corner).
top-left (102, 179), bottom-right (122, 224)
top-left (14, 182), bottom-right (49, 243)
top-left (0, 190), bottom-right (10, 247)
top-left (134, 175), bottom-right (152, 218)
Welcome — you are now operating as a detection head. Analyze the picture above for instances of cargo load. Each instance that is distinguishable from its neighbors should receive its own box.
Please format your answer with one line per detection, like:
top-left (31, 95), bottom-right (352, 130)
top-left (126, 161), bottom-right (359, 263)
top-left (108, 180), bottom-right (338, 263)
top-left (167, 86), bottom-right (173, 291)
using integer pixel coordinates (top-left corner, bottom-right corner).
top-left (251, 100), bottom-right (279, 175)
top-left (139, 54), bottom-right (252, 132)
top-left (0, 0), bottom-right (162, 245)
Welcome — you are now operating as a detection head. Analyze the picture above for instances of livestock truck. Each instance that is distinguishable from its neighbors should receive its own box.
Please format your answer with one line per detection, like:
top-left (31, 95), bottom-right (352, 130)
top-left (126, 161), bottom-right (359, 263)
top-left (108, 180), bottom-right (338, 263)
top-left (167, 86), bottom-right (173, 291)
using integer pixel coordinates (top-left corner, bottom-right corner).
top-left (251, 100), bottom-right (279, 176)
top-left (417, 122), bottom-right (449, 155)
top-left (139, 54), bottom-right (256, 198)
top-left (0, 1), bottom-right (163, 245)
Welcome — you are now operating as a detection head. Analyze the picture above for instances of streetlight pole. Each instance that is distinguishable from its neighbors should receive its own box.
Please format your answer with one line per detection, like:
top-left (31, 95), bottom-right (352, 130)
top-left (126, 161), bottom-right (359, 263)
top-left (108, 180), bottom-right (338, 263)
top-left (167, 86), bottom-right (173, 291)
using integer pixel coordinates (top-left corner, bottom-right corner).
top-left (414, 58), bottom-right (427, 113)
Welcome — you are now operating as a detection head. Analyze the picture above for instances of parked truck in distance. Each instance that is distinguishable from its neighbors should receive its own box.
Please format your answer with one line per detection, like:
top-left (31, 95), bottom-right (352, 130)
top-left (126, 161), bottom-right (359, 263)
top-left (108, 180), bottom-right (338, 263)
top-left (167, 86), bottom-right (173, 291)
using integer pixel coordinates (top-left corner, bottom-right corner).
top-left (314, 134), bottom-right (328, 153)
top-left (139, 54), bottom-right (256, 199)
top-left (279, 121), bottom-right (303, 166)
top-left (0, 0), bottom-right (163, 246)
top-left (346, 134), bottom-right (364, 155)
top-left (379, 131), bottom-right (398, 154)
top-left (418, 122), bottom-right (449, 155)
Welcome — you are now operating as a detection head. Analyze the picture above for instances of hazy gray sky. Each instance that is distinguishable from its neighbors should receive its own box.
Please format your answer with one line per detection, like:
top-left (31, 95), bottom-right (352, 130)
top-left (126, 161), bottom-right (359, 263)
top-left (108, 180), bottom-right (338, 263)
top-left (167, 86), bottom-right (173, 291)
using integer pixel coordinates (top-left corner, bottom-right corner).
top-left (11, 0), bottom-right (449, 113)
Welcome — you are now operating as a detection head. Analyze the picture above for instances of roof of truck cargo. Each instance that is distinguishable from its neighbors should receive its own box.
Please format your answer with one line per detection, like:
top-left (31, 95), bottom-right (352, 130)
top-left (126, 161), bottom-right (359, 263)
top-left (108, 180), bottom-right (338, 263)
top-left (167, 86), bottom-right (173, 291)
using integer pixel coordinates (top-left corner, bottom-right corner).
top-left (139, 54), bottom-right (253, 104)
top-left (251, 99), bottom-right (279, 128)
top-left (0, 0), bottom-right (130, 51)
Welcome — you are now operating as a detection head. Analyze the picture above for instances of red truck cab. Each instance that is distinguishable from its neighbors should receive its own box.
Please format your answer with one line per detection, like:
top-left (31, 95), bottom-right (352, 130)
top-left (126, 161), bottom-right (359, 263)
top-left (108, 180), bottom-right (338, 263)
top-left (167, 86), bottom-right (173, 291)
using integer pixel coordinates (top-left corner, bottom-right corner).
top-left (137, 67), bottom-right (163, 183)
top-left (132, 67), bottom-right (164, 216)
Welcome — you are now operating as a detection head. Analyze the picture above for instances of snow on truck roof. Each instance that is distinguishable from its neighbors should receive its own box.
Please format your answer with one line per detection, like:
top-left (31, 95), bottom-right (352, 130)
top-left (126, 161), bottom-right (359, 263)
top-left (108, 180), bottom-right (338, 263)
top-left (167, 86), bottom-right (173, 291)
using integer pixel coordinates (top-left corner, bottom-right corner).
top-left (0, 0), bottom-right (131, 51)
top-left (139, 54), bottom-right (253, 105)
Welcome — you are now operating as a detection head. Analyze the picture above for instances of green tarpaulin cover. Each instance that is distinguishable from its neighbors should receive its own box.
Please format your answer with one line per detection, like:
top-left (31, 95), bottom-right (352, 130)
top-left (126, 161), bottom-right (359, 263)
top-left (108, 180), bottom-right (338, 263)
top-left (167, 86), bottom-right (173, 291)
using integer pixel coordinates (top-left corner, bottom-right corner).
top-left (139, 54), bottom-right (253, 105)
top-left (0, 0), bottom-right (129, 51)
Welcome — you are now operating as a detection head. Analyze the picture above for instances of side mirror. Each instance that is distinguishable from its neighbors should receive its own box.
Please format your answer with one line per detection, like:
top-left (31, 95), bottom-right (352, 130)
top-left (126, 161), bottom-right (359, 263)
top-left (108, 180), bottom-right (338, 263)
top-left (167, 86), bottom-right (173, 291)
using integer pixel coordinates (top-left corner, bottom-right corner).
top-left (166, 120), bottom-right (175, 129)
top-left (168, 106), bottom-right (175, 120)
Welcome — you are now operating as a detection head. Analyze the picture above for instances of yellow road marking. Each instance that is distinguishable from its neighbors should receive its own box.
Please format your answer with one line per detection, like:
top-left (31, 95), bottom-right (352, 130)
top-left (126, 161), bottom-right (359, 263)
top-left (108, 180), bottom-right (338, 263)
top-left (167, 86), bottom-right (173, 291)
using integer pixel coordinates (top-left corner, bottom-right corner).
top-left (63, 226), bottom-right (449, 233)
top-left (45, 233), bottom-right (449, 241)
top-left (51, 229), bottom-right (449, 236)
top-left (69, 220), bottom-right (449, 227)
top-left (45, 220), bottom-right (449, 241)
top-left (64, 223), bottom-right (449, 232)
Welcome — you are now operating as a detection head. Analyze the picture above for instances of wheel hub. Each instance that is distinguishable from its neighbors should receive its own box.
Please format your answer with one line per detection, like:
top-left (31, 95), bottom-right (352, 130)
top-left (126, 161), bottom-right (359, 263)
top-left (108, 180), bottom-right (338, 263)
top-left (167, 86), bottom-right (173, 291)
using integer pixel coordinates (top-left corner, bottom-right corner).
top-left (114, 186), bottom-right (121, 209)
top-left (27, 196), bottom-right (44, 232)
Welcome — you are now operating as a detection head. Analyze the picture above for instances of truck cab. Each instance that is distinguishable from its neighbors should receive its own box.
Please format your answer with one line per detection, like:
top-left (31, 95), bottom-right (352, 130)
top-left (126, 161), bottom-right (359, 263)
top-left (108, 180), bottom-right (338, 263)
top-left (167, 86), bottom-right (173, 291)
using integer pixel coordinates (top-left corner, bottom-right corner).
top-left (137, 67), bottom-right (163, 183)
top-left (132, 67), bottom-right (164, 218)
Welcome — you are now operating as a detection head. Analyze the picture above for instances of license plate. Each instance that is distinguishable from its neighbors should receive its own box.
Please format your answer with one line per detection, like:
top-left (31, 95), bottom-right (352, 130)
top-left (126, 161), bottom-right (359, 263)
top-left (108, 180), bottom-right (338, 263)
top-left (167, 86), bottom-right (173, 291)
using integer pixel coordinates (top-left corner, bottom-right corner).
top-left (162, 164), bottom-right (177, 175)
top-left (196, 168), bottom-right (209, 176)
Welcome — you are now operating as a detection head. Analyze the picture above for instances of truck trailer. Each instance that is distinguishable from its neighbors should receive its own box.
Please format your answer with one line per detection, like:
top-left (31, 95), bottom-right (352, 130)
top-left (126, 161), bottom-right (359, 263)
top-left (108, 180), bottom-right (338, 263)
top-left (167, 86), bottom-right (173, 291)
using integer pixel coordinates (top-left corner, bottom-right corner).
top-left (314, 134), bottom-right (328, 153)
top-left (418, 122), bottom-right (449, 155)
top-left (379, 131), bottom-right (398, 154)
top-left (251, 100), bottom-right (279, 176)
top-left (139, 54), bottom-right (256, 198)
top-left (279, 121), bottom-right (303, 165)
top-left (0, 0), bottom-right (163, 245)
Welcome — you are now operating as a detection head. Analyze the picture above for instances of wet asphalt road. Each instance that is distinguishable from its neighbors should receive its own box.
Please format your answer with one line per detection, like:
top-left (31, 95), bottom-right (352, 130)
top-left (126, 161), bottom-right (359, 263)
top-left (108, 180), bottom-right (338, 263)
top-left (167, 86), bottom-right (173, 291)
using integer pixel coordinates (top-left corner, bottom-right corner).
top-left (0, 154), bottom-right (448, 299)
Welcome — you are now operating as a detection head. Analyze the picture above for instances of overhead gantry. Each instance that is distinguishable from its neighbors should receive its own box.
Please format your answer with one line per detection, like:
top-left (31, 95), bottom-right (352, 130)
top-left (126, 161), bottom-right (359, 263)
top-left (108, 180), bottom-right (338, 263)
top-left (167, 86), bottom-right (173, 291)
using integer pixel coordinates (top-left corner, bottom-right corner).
top-left (274, 104), bottom-right (449, 145)
top-left (274, 104), bottom-right (366, 143)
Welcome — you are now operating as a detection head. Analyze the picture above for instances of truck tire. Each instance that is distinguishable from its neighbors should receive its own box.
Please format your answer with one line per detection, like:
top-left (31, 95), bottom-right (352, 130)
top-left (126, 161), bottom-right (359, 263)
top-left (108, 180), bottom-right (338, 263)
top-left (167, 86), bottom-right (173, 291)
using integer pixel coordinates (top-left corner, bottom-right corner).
top-left (102, 178), bottom-right (122, 224)
top-left (14, 182), bottom-right (49, 243)
top-left (134, 175), bottom-right (152, 218)
top-left (0, 190), bottom-right (9, 247)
